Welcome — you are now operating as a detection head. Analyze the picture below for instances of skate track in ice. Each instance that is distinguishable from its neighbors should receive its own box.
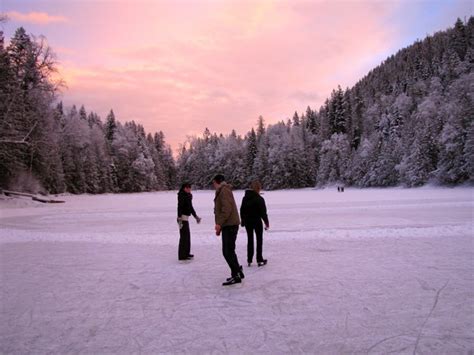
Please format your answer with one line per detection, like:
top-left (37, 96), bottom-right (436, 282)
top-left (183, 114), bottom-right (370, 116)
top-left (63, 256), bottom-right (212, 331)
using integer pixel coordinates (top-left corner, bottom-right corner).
top-left (1, 187), bottom-right (473, 353)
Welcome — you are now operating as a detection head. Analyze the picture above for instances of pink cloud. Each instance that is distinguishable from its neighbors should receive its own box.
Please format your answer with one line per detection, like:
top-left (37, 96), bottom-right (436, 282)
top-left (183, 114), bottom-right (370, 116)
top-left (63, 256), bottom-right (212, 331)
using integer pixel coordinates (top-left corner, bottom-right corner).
top-left (7, 11), bottom-right (68, 25)
top-left (54, 1), bottom-right (407, 152)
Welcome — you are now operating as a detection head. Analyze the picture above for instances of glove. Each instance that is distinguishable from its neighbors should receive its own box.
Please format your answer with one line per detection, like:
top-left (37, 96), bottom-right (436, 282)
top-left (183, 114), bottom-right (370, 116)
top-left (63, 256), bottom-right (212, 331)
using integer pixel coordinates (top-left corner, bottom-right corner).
top-left (177, 217), bottom-right (183, 230)
top-left (195, 216), bottom-right (202, 224)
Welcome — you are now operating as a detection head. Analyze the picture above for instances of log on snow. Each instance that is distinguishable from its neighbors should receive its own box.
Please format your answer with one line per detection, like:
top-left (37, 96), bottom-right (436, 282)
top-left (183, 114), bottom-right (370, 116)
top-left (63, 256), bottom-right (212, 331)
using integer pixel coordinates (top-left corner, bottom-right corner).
top-left (3, 190), bottom-right (65, 203)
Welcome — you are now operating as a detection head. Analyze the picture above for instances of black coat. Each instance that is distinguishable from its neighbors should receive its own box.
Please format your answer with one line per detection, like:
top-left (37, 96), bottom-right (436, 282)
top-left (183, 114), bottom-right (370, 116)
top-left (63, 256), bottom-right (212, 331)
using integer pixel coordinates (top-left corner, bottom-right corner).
top-left (240, 190), bottom-right (269, 227)
top-left (177, 190), bottom-right (197, 218)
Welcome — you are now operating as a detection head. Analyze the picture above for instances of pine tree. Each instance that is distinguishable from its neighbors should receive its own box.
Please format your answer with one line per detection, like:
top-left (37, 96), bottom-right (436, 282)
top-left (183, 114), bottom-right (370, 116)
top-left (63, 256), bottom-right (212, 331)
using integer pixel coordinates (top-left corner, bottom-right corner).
top-left (319, 100), bottom-right (331, 141)
top-left (256, 115), bottom-right (266, 141)
top-left (462, 121), bottom-right (474, 183)
top-left (332, 86), bottom-right (346, 134)
top-left (155, 131), bottom-right (176, 189)
top-left (79, 105), bottom-right (87, 121)
top-left (317, 133), bottom-right (350, 185)
top-left (253, 134), bottom-right (269, 187)
top-left (349, 138), bottom-right (377, 187)
top-left (105, 109), bottom-right (117, 142)
top-left (434, 106), bottom-right (468, 184)
top-left (245, 128), bottom-right (258, 182)
top-left (305, 106), bottom-right (318, 134)
top-left (349, 86), bottom-right (363, 149)
top-left (342, 88), bottom-right (352, 136)
top-left (292, 111), bottom-right (300, 126)
top-left (398, 132), bottom-right (435, 186)
top-left (1, 27), bottom-right (61, 192)
top-left (451, 18), bottom-right (467, 61)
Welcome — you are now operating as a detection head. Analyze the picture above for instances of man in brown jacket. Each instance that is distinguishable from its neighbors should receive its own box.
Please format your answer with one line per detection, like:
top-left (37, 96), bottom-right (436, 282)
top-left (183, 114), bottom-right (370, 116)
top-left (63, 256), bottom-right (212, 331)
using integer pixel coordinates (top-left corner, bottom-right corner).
top-left (212, 174), bottom-right (244, 286)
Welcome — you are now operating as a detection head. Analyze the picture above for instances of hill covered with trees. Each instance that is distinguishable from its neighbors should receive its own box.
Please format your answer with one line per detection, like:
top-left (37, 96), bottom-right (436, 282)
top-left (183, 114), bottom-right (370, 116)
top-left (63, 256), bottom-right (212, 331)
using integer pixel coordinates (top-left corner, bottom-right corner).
top-left (1, 18), bottom-right (472, 194)
top-left (177, 17), bottom-right (473, 189)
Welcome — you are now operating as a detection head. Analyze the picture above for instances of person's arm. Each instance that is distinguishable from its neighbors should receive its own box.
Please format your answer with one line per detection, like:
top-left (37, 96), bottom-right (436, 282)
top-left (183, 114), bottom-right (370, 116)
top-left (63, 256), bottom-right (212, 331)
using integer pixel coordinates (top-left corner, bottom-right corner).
top-left (221, 189), bottom-right (234, 222)
top-left (240, 196), bottom-right (246, 227)
top-left (215, 189), bottom-right (233, 226)
top-left (260, 197), bottom-right (269, 229)
top-left (191, 202), bottom-right (201, 223)
top-left (189, 197), bottom-right (200, 220)
top-left (214, 192), bottom-right (223, 236)
top-left (177, 194), bottom-right (184, 228)
top-left (177, 194), bottom-right (184, 218)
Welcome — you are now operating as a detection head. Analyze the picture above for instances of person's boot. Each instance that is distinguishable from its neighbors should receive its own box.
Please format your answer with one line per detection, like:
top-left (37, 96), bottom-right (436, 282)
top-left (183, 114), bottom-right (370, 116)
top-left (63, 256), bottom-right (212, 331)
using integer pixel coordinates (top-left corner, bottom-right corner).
top-left (227, 266), bottom-right (245, 281)
top-left (239, 265), bottom-right (245, 279)
top-left (222, 276), bottom-right (241, 286)
top-left (257, 259), bottom-right (267, 267)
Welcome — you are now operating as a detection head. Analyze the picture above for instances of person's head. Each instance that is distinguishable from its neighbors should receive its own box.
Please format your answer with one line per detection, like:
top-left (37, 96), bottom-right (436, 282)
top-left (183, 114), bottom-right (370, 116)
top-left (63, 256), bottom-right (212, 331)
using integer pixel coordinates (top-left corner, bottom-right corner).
top-left (250, 180), bottom-right (262, 194)
top-left (211, 174), bottom-right (225, 189)
top-left (180, 182), bottom-right (192, 193)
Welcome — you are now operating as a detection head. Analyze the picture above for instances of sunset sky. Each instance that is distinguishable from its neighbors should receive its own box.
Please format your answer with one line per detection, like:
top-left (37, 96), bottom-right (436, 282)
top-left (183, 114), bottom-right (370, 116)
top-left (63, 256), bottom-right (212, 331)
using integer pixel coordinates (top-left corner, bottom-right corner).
top-left (1, 0), bottom-right (472, 152)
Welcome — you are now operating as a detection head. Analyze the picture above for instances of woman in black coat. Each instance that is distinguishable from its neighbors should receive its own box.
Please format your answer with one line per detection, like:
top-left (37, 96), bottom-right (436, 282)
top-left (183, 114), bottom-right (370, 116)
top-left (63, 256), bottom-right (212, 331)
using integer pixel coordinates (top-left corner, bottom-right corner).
top-left (177, 183), bottom-right (201, 261)
top-left (240, 180), bottom-right (269, 267)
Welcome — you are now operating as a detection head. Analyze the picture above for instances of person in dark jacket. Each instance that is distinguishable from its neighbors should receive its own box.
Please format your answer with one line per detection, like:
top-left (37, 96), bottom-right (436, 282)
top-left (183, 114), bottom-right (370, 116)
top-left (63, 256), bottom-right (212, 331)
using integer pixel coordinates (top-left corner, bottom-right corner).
top-left (177, 183), bottom-right (201, 261)
top-left (240, 180), bottom-right (269, 267)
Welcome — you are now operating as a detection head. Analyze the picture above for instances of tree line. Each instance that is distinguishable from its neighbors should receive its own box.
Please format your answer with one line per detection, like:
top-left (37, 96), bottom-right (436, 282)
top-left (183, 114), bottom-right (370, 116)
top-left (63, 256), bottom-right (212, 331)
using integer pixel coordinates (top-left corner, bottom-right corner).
top-left (0, 26), bottom-right (176, 193)
top-left (178, 17), bottom-right (473, 189)
top-left (1, 18), bottom-right (472, 194)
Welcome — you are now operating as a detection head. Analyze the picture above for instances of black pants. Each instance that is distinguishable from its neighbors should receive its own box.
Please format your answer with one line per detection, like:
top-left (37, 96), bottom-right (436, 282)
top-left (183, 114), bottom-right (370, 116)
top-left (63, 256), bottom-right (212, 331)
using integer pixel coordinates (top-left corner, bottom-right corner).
top-left (178, 221), bottom-right (191, 260)
top-left (245, 220), bottom-right (264, 263)
top-left (222, 225), bottom-right (240, 277)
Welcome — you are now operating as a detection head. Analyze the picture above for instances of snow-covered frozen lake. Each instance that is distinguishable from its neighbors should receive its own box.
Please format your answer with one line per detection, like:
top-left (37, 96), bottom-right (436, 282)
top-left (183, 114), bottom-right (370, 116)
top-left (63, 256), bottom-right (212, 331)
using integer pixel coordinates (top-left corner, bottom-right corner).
top-left (1, 187), bottom-right (473, 353)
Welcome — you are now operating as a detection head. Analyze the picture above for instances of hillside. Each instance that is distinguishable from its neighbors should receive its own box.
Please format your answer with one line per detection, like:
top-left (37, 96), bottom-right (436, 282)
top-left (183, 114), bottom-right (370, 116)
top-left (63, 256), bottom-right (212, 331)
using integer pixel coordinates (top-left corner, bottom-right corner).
top-left (178, 17), bottom-right (473, 189)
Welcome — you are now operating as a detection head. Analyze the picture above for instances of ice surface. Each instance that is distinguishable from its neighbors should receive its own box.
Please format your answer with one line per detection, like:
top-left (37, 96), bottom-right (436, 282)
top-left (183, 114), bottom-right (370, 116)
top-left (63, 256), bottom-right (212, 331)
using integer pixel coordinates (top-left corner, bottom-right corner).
top-left (1, 187), bottom-right (473, 353)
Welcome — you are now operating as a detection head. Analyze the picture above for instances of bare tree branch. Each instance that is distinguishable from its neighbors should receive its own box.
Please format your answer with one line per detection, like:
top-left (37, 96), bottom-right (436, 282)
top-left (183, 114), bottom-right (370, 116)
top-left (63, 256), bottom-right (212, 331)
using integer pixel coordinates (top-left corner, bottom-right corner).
top-left (0, 139), bottom-right (30, 145)
top-left (0, 121), bottom-right (37, 145)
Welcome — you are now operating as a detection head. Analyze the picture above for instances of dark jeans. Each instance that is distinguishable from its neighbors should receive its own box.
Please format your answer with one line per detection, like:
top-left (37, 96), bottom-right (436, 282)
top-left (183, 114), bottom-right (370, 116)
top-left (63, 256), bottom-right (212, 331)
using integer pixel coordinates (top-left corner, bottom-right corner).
top-left (245, 220), bottom-right (264, 263)
top-left (222, 225), bottom-right (240, 277)
top-left (178, 221), bottom-right (191, 260)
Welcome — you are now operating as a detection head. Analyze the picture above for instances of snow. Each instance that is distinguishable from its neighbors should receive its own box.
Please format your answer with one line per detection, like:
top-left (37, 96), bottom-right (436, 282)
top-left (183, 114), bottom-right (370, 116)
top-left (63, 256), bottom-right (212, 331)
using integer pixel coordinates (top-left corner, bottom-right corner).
top-left (1, 187), bottom-right (473, 353)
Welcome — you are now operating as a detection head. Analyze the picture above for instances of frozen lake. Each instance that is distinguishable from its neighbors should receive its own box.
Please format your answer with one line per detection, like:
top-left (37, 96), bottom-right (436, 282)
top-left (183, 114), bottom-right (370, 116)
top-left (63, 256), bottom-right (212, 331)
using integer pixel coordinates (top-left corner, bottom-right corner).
top-left (1, 187), bottom-right (473, 353)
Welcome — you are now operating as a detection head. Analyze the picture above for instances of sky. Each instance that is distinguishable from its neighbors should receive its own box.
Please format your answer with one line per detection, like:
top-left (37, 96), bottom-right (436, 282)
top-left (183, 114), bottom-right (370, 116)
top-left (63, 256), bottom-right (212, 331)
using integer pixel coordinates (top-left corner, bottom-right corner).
top-left (1, 0), bottom-right (472, 153)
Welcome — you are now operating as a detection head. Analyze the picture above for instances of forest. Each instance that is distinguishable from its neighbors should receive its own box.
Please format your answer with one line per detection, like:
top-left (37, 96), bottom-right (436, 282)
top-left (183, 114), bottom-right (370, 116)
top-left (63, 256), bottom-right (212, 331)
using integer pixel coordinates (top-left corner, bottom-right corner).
top-left (0, 25), bottom-right (176, 194)
top-left (0, 17), bottom-right (472, 193)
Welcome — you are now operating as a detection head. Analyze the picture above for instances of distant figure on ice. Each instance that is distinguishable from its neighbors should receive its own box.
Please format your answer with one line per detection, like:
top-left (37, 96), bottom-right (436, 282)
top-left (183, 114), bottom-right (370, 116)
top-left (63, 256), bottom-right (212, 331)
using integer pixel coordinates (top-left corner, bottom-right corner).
top-left (240, 180), bottom-right (269, 267)
top-left (177, 183), bottom-right (201, 261)
top-left (212, 174), bottom-right (244, 286)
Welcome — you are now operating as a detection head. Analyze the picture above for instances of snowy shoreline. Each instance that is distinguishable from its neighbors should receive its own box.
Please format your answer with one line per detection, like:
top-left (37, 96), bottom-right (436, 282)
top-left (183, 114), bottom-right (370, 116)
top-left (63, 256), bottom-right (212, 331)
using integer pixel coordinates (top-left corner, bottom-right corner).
top-left (1, 187), bottom-right (473, 353)
top-left (1, 186), bottom-right (472, 245)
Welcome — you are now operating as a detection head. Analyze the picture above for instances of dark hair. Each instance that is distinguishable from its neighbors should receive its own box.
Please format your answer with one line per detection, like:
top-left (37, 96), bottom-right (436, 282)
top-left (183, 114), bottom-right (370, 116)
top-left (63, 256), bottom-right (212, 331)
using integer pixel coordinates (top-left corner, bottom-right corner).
top-left (180, 182), bottom-right (191, 191)
top-left (250, 180), bottom-right (262, 192)
top-left (212, 174), bottom-right (225, 184)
